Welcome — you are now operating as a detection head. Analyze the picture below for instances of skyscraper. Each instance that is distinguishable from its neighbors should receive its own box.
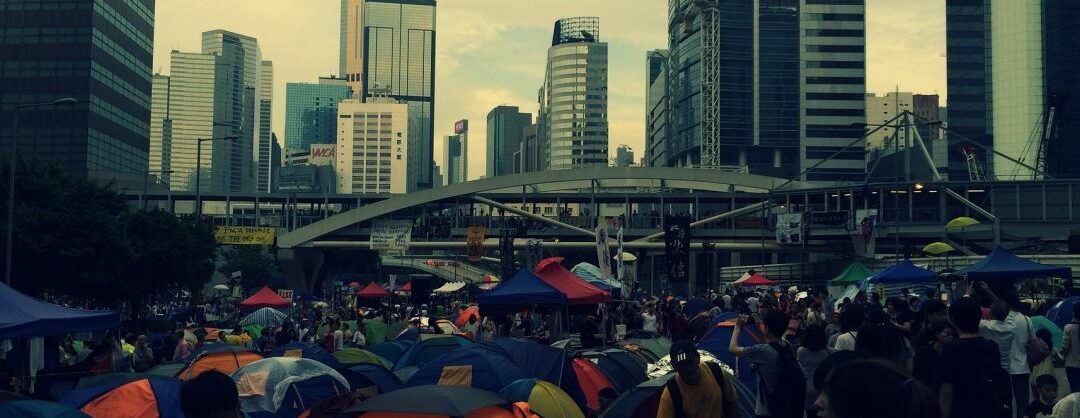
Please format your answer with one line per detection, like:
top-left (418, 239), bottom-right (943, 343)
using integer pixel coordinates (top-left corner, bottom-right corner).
top-left (0, 0), bottom-right (155, 186)
top-left (645, 50), bottom-right (669, 167)
top-left (257, 60), bottom-right (274, 193)
top-left (340, 0), bottom-right (437, 191)
top-left (444, 121), bottom-right (467, 185)
top-left (486, 106), bottom-right (531, 178)
top-left (538, 17), bottom-right (609, 170)
top-left (149, 74), bottom-right (172, 183)
top-left (663, 0), bottom-right (865, 181)
top-left (284, 77), bottom-right (352, 150)
top-left (336, 99), bottom-right (409, 193)
top-left (945, 0), bottom-right (992, 179)
top-left (615, 145), bottom-right (635, 167)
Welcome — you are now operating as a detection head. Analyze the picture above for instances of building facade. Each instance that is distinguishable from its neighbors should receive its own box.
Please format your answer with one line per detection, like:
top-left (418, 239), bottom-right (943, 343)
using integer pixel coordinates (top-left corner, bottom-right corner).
top-left (538, 17), bottom-right (609, 170)
top-left (335, 100), bottom-right (409, 194)
top-left (645, 50), bottom-right (668, 167)
top-left (444, 128), bottom-right (466, 185)
top-left (945, 0), bottom-right (992, 179)
top-left (615, 145), bottom-right (635, 167)
top-left (0, 0), bottom-right (155, 185)
top-left (486, 106), bottom-right (531, 178)
top-left (341, 0), bottom-right (437, 191)
top-left (149, 74), bottom-right (172, 184)
top-left (519, 123), bottom-right (540, 173)
top-left (284, 77), bottom-right (352, 150)
top-left (864, 92), bottom-right (913, 150)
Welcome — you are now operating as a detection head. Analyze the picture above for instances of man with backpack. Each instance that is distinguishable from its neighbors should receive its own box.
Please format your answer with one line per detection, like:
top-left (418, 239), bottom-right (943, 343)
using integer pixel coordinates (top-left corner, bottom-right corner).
top-left (936, 296), bottom-right (1013, 418)
top-left (657, 340), bottom-right (740, 418)
top-left (730, 309), bottom-right (806, 418)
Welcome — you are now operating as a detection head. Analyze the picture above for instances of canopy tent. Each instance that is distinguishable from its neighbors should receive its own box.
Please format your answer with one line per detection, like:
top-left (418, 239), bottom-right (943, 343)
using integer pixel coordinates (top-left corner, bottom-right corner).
top-left (955, 246), bottom-right (1073, 282)
top-left (433, 281), bottom-right (467, 294)
top-left (399, 282), bottom-right (412, 292)
top-left (0, 282), bottom-right (121, 339)
top-left (571, 262), bottom-right (625, 298)
top-left (733, 273), bottom-right (777, 287)
top-left (479, 268), bottom-right (567, 308)
top-left (534, 257), bottom-right (610, 305)
top-left (356, 282), bottom-right (389, 298)
top-left (868, 259), bottom-right (937, 285)
top-left (239, 286), bottom-right (291, 310)
top-left (828, 261), bottom-right (874, 287)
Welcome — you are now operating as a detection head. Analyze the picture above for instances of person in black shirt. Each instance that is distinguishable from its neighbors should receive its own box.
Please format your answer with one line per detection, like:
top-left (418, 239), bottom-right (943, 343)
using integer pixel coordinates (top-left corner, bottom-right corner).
top-left (935, 297), bottom-right (1008, 418)
top-left (912, 300), bottom-right (948, 350)
top-left (912, 320), bottom-right (956, 389)
top-left (1025, 374), bottom-right (1058, 418)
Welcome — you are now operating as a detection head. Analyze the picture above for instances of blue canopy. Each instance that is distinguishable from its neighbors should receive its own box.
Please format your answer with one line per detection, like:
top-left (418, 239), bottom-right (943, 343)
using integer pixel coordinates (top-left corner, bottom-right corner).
top-left (868, 259), bottom-right (937, 285)
top-left (0, 282), bottom-right (121, 339)
top-left (269, 341), bottom-right (344, 369)
top-left (477, 268), bottom-right (566, 307)
top-left (956, 246), bottom-right (1073, 281)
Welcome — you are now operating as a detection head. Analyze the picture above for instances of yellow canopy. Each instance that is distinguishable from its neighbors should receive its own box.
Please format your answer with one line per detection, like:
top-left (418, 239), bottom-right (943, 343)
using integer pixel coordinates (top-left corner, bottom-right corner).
top-left (946, 216), bottom-right (980, 230)
top-left (922, 242), bottom-right (955, 255)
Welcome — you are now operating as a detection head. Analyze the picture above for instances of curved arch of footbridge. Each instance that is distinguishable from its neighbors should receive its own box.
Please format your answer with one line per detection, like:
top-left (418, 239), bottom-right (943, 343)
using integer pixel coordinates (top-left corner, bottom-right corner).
top-left (380, 257), bottom-right (495, 283)
top-left (277, 167), bottom-right (815, 249)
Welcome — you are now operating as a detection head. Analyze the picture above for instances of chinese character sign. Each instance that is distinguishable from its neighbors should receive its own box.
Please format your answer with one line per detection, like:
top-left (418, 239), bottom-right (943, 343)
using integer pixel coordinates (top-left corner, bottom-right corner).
top-left (467, 225), bottom-right (486, 262)
top-left (664, 216), bottom-right (691, 284)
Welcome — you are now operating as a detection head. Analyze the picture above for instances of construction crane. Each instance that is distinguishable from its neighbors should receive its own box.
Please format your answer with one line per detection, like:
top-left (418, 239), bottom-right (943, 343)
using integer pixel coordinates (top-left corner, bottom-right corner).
top-left (961, 146), bottom-right (985, 181)
top-left (1035, 95), bottom-right (1064, 178)
top-left (675, 0), bottom-right (720, 168)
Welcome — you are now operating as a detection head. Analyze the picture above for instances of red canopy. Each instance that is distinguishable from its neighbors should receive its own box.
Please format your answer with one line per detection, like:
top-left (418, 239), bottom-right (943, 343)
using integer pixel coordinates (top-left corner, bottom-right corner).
top-left (399, 282), bottom-right (412, 292)
top-left (736, 273), bottom-right (778, 287)
top-left (356, 282), bottom-right (390, 298)
top-left (238, 286), bottom-right (291, 309)
top-left (533, 257), bottom-right (610, 304)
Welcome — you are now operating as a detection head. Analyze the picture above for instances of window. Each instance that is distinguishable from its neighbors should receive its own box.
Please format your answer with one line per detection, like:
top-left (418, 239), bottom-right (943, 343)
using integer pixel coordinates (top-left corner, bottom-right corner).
top-left (805, 29), bottom-right (864, 38)
top-left (806, 61), bottom-right (863, 69)
top-left (806, 76), bottom-right (864, 85)
top-left (806, 44), bottom-right (863, 53)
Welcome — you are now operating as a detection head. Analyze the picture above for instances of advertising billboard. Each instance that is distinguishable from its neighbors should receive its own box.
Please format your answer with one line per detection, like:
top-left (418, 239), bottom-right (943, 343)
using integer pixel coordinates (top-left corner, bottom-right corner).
top-left (309, 143), bottom-right (335, 166)
top-left (454, 119), bottom-right (468, 134)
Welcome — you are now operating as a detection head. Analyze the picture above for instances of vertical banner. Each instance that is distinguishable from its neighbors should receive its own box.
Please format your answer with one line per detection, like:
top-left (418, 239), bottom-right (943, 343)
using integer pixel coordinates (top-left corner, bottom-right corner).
top-left (616, 225), bottom-right (625, 281)
top-left (524, 239), bottom-right (544, 270)
top-left (595, 225), bottom-right (613, 280)
top-left (775, 213), bottom-right (804, 244)
top-left (466, 225), bottom-right (486, 262)
top-left (664, 216), bottom-right (691, 284)
top-left (499, 228), bottom-right (515, 282)
top-left (850, 209), bottom-right (879, 258)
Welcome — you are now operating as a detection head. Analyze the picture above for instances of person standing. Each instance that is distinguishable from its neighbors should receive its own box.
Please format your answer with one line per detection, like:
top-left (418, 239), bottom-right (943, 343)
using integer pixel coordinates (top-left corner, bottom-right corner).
top-left (977, 283), bottom-right (1032, 418)
top-left (936, 297), bottom-right (1012, 418)
top-left (657, 340), bottom-right (740, 418)
top-left (131, 335), bottom-right (155, 373)
top-left (1063, 303), bottom-right (1080, 393)
top-left (642, 303), bottom-right (659, 334)
top-left (731, 310), bottom-right (806, 418)
top-left (832, 305), bottom-right (865, 352)
top-left (798, 325), bottom-right (831, 418)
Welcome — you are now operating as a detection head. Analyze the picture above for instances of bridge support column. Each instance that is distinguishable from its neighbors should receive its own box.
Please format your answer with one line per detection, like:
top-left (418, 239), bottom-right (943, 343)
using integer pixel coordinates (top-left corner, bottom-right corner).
top-left (277, 247), bottom-right (326, 293)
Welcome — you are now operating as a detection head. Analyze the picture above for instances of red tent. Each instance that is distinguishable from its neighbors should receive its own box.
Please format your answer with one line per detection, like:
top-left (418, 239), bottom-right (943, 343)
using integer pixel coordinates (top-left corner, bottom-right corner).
top-left (533, 257), bottom-right (610, 304)
top-left (399, 282), bottom-right (412, 292)
top-left (735, 273), bottom-right (778, 287)
top-left (238, 286), bottom-right (291, 309)
top-left (356, 282), bottom-right (390, 298)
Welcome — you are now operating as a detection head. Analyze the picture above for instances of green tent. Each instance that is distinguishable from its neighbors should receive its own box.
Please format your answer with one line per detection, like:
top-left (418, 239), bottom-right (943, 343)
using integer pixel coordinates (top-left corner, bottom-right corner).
top-left (828, 261), bottom-right (873, 287)
top-left (332, 347), bottom-right (393, 368)
top-left (364, 319), bottom-right (391, 345)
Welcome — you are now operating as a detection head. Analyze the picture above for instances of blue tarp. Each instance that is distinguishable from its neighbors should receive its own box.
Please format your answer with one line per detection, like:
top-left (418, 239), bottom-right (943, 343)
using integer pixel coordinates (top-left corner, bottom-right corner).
top-left (868, 259), bottom-right (937, 285)
top-left (478, 268), bottom-right (567, 307)
top-left (956, 246), bottom-right (1073, 282)
top-left (0, 282), bottom-right (121, 339)
top-left (406, 344), bottom-right (527, 393)
top-left (269, 342), bottom-right (344, 369)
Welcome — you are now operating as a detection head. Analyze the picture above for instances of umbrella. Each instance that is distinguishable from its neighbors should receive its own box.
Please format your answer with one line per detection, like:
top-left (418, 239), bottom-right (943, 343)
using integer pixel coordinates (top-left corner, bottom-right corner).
top-left (314, 301), bottom-right (329, 308)
top-left (946, 216), bottom-right (980, 230)
top-left (1048, 297), bottom-right (1080, 330)
top-left (213, 284), bottom-right (230, 291)
top-left (613, 252), bottom-right (637, 262)
top-left (349, 281), bottom-right (361, 288)
top-left (923, 242), bottom-right (956, 255)
top-left (500, 379), bottom-right (585, 418)
top-left (238, 307), bottom-right (288, 328)
top-left (1031, 315), bottom-right (1065, 351)
top-left (344, 385), bottom-right (510, 416)
top-left (333, 348), bottom-right (393, 369)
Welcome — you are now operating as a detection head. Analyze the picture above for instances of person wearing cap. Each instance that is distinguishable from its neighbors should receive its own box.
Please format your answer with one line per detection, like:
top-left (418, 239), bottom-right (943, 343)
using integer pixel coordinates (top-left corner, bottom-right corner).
top-left (657, 340), bottom-right (740, 418)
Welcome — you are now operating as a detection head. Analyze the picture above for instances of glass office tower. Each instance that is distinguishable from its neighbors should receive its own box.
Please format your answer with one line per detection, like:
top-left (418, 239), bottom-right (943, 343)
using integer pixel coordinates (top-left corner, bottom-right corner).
top-left (284, 77), bottom-right (352, 150)
top-left (539, 17), bottom-right (609, 170)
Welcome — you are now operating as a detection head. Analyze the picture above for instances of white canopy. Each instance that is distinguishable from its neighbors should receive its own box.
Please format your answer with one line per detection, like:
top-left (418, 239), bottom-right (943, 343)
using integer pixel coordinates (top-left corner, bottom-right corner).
top-left (433, 281), bottom-right (467, 294)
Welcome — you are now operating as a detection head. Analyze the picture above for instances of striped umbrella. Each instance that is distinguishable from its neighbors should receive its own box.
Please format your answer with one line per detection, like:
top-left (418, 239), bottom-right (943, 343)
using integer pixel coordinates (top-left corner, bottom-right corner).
top-left (238, 307), bottom-right (287, 328)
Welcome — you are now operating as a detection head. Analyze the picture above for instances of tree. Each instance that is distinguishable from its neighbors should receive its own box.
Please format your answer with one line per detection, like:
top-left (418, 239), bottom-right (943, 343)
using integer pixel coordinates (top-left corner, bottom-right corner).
top-left (218, 245), bottom-right (277, 289)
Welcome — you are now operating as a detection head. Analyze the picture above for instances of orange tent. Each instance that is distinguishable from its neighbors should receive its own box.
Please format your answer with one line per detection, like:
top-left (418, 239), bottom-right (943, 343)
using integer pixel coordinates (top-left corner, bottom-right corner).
top-left (571, 358), bottom-right (615, 413)
top-left (179, 349), bottom-right (263, 380)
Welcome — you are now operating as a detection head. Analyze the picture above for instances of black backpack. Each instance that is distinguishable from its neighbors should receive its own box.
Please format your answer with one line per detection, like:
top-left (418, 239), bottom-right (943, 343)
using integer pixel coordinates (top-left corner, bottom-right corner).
top-left (761, 342), bottom-right (806, 418)
top-left (665, 361), bottom-right (728, 418)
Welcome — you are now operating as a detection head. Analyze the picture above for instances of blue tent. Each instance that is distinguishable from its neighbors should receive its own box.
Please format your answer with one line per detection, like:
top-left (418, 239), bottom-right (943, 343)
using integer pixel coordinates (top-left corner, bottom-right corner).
top-left (956, 246), bottom-right (1073, 282)
top-left (684, 297), bottom-right (711, 318)
top-left (0, 282), bottom-right (121, 339)
top-left (394, 328), bottom-right (421, 342)
top-left (697, 312), bottom-right (764, 390)
top-left (868, 259), bottom-right (937, 285)
top-left (1047, 297), bottom-right (1080, 329)
top-left (339, 363), bottom-right (403, 394)
top-left (269, 342), bottom-right (344, 369)
top-left (61, 376), bottom-right (184, 418)
top-left (368, 341), bottom-right (411, 364)
top-left (406, 344), bottom-right (527, 393)
top-left (478, 268), bottom-right (567, 308)
top-left (485, 338), bottom-right (588, 410)
top-left (392, 335), bottom-right (473, 371)
top-left (0, 399), bottom-right (89, 418)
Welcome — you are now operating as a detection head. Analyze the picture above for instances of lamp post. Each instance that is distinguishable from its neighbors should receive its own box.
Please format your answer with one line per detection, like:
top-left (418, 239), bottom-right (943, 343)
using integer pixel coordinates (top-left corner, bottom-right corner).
top-left (143, 169), bottom-right (174, 210)
top-left (5, 97), bottom-right (78, 286)
top-left (194, 135), bottom-right (238, 219)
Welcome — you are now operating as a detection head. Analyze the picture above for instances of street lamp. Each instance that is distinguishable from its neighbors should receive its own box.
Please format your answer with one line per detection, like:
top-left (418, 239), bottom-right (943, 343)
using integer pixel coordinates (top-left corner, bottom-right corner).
top-left (194, 135), bottom-right (239, 219)
top-left (5, 97), bottom-right (78, 286)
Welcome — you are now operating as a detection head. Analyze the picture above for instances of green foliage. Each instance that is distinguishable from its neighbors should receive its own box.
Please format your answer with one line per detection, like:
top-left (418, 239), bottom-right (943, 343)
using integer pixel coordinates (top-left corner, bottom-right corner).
top-left (218, 245), bottom-right (278, 289)
top-left (0, 159), bottom-right (217, 305)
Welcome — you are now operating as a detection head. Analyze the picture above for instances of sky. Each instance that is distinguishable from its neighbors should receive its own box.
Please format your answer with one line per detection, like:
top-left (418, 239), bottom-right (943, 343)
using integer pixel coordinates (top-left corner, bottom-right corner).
top-left (154, 0), bottom-right (946, 181)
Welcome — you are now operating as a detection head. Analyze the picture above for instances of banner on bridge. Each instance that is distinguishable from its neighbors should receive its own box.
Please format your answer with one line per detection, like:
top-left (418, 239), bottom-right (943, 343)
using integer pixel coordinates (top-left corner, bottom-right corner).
top-left (467, 225), bottom-right (486, 262)
top-left (214, 226), bottom-right (275, 245)
top-left (371, 220), bottom-right (412, 254)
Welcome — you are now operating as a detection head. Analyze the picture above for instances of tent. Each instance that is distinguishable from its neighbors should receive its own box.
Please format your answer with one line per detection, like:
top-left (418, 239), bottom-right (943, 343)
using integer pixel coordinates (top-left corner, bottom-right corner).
top-left (180, 344), bottom-right (263, 380)
top-left (405, 344), bottom-right (527, 393)
top-left (0, 398), bottom-right (89, 418)
top-left (233, 357), bottom-right (350, 418)
top-left (868, 259), bottom-right (937, 285)
top-left (956, 246), bottom-right (1073, 282)
top-left (696, 312), bottom-right (764, 389)
top-left (478, 268), bottom-right (567, 308)
top-left (61, 376), bottom-right (184, 418)
top-left (577, 350), bottom-right (647, 393)
top-left (571, 358), bottom-right (615, 414)
top-left (828, 261), bottom-right (874, 287)
top-left (485, 339), bottom-right (588, 410)
top-left (238, 307), bottom-right (288, 328)
top-left (571, 262), bottom-right (625, 299)
top-left (344, 385), bottom-right (514, 417)
top-left (733, 273), bottom-right (777, 287)
top-left (332, 348), bottom-right (393, 368)
top-left (534, 258), bottom-right (610, 305)
top-left (269, 342), bottom-right (344, 369)
top-left (601, 365), bottom-right (755, 418)
top-left (617, 337), bottom-right (672, 363)
top-left (499, 379), bottom-right (585, 418)
top-left (367, 341), bottom-right (412, 365)
top-left (338, 363), bottom-right (403, 394)
top-left (363, 318), bottom-right (391, 345)
top-left (392, 335), bottom-right (474, 371)
top-left (239, 286), bottom-right (291, 310)
top-left (0, 282), bottom-right (121, 339)
top-left (356, 282), bottom-right (390, 298)
top-left (434, 281), bottom-right (467, 294)
top-left (399, 282), bottom-right (412, 293)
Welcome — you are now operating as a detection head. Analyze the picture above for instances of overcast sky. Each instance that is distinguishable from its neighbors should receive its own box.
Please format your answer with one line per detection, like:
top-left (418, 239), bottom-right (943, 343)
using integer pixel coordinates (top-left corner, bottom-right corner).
top-left (154, 0), bottom-right (945, 180)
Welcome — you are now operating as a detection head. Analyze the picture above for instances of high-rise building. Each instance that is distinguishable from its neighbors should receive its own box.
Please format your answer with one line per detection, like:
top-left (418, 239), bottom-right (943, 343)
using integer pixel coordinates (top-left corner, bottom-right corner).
top-left (615, 145), bottom-right (635, 167)
top-left (538, 17), bottom-right (609, 170)
top-left (864, 92), bottom-right (913, 150)
top-left (284, 77), bottom-right (352, 150)
top-left (335, 99), bottom-right (409, 193)
top-left (946, 0), bottom-right (1079, 180)
top-left (256, 60), bottom-right (274, 193)
top-left (663, 0), bottom-right (865, 181)
top-left (444, 124), bottom-right (467, 185)
top-left (519, 123), bottom-right (540, 173)
top-left (913, 94), bottom-right (941, 142)
top-left (486, 106), bottom-right (531, 178)
top-left (149, 74), bottom-right (172, 184)
top-left (645, 50), bottom-right (669, 167)
top-left (340, 0), bottom-right (437, 191)
top-left (0, 0), bottom-right (155, 186)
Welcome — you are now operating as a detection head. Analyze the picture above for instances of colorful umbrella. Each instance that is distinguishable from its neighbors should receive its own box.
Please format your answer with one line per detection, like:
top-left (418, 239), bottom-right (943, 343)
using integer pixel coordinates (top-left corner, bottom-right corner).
top-left (456, 306), bottom-right (481, 327)
top-left (500, 379), bottom-right (584, 418)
